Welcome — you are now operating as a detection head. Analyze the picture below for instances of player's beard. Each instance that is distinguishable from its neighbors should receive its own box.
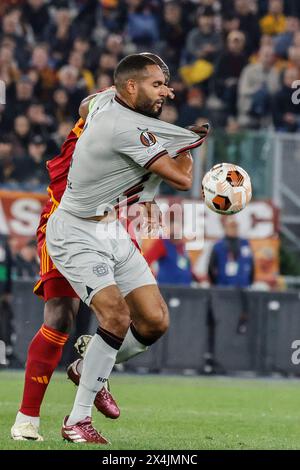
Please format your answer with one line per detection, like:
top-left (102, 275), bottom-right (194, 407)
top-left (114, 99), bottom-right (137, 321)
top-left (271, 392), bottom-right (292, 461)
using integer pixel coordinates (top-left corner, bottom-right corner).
top-left (135, 93), bottom-right (164, 118)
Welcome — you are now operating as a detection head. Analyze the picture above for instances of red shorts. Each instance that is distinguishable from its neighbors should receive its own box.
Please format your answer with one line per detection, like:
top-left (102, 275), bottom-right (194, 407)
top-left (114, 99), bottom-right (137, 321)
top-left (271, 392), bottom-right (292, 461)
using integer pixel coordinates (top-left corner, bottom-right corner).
top-left (33, 201), bottom-right (78, 302)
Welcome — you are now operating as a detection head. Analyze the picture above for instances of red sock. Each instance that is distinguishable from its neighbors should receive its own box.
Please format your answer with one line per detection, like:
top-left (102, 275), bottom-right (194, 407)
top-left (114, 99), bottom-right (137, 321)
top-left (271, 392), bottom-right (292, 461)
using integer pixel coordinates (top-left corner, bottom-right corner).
top-left (19, 324), bottom-right (68, 417)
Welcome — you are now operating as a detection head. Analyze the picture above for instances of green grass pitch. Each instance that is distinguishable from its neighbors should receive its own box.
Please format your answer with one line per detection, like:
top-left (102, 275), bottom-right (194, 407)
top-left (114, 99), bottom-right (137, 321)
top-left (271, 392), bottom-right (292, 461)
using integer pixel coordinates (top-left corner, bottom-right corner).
top-left (0, 371), bottom-right (300, 450)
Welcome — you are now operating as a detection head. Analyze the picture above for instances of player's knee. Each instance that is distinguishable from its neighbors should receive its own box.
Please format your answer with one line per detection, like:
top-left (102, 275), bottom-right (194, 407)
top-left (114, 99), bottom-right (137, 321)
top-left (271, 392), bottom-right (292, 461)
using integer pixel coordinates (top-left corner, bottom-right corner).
top-left (44, 297), bottom-right (78, 333)
top-left (152, 300), bottom-right (169, 337)
top-left (92, 293), bottom-right (130, 336)
top-left (141, 299), bottom-right (169, 340)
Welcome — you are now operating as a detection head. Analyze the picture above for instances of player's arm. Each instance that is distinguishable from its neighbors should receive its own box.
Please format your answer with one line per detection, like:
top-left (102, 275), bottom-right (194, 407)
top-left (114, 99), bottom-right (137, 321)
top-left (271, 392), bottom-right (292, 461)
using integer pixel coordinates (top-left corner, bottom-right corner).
top-left (79, 94), bottom-right (98, 121)
top-left (148, 123), bottom-right (209, 190)
top-left (79, 86), bottom-right (117, 121)
top-left (148, 150), bottom-right (193, 191)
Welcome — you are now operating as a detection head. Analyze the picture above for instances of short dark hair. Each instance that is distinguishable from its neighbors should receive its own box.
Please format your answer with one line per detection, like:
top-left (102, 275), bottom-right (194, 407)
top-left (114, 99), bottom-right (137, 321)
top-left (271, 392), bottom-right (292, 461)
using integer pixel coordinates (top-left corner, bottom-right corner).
top-left (114, 54), bottom-right (159, 91)
top-left (139, 52), bottom-right (170, 84)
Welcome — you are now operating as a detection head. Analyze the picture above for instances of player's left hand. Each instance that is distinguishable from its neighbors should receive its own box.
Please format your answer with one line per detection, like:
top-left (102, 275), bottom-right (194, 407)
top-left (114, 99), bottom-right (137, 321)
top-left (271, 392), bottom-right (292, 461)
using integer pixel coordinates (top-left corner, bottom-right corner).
top-left (167, 87), bottom-right (175, 100)
top-left (140, 200), bottom-right (163, 237)
top-left (186, 123), bottom-right (210, 139)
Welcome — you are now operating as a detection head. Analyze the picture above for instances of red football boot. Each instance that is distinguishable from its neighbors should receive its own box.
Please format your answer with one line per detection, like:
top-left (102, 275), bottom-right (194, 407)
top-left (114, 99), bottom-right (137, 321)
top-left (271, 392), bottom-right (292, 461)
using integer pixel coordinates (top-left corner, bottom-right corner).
top-left (67, 359), bottom-right (120, 419)
top-left (61, 416), bottom-right (109, 444)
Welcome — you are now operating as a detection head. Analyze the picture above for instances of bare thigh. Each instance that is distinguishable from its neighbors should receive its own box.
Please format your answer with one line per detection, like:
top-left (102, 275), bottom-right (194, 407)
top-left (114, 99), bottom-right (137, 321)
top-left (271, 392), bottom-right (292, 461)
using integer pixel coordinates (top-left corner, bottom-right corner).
top-left (90, 285), bottom-right (131, 338)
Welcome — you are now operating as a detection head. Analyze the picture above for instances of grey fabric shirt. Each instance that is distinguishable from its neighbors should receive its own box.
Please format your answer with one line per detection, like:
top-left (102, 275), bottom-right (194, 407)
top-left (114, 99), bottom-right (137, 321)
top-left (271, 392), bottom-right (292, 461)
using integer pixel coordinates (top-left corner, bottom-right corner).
top-left (60, 90), bottom-right (203, 217)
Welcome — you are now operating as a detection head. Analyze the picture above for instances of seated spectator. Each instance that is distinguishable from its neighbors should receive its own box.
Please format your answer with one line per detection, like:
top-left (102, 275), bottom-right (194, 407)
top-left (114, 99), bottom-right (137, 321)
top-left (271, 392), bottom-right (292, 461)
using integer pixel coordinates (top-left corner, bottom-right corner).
top-left (272, 67), bottom-right (300, 132)
top-left (178, 87), bottom-right (209, 127)
top-left (183, 6), bottom-right (222, 64)
top-left (0, 134), bottom-right (16, 184)
top-left (57, 64), bottom-right (87, 120)
top-left (159, 1), bottom-right (187, 72)
top-left (2, 76), bottom-right (34, 130)
top-left (30, 44), bottom-right (57, 99)
top-left (50, 87), bottom-right (73, 124)
top-left (238, 45), bottom-right (280, 128)
top-left (0, 233), bottom-right (15, 366)
top-left (11, 115), bottom-right (31, 158)
top-left (260, 0), bottom-right (286, 36)
top-left (26, 101), bottom-right (55, 140)
top-left (214, 30), bottom-right (248, 116)
top-left (13, 135), bottom-right (49, 186)
top-left (14, 239), bottom-right (39, 280)
top-left (222, 13), bottom-right (241, 42)
top-left (44, 7), bottom-right (74, 65)
top-left (124, 0), bottom-right (160, 48)
top-left (22, 0), bottom-right (51, 42)
top-left (68, 50), bottom-right (95, 93)
top-left (233, 0), bottom-right (260, 55)
top-left (274, 16), bottom-right (299, 59)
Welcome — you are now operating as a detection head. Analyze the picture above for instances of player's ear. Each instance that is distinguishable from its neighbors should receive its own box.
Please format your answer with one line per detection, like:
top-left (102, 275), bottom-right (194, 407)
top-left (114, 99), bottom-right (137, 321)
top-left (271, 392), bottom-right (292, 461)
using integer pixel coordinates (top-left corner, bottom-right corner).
top-left (126, 79), bottom-right (138, 95)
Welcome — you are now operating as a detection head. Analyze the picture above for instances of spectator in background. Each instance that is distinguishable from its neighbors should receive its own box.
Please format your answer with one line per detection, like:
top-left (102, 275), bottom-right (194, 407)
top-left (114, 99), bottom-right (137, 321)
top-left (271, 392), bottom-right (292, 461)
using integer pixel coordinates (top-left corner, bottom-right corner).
top-left (2, 76), bottom-right (33, 131)
top-left (238, 45), bottom-right (280, 128)
top-left (272, 67), bottom-right (300, 132)
top-left (213, 30), bottom-right (248, 117)
top-left (233, 0), bottom-right (260, 55)
top-left (0, 134), bottom-right (16, 184)
top-left (26, 101), bottom-right (55, 140)
top-left (159, 1), bottom-right (187, 72)
top-left (124, 0), bottom-right (159, 49)
top-left (13, 134), bottom-right (49, 186)
top-left (11, 115), bottom-right (31, 158)
top-left (68, 50), bottom-right (95, 93)
top-left (260, 0), bottom-right (286, 36)
top-left (183, 6), bottom-right (222, 64)
top-left (22, 0), bottom-right (51, 42)
top-left (0, 233), bottom-right (14, 365)
top-left (222, 13), bottom-right (241, 41)
top-left (208, 216), bottom-right (254, 288)
top-left (144, 212), bottom-right (195, 286)
top-left (57, 64), bottom-right (87, 118)
top-left (274, 15), bottom-right (299, 59)
top-left (30, 44), bottom-right (57, 100)
top-left (50, 87), bottom-right (73, 124)
top-left (205, 216), bottom-right (254, 373)
top-left (44, 7), bottom-right (74, 65)
top-left (14, 239), bottom-right (39, 280)
top-left (178, 87), bottom-right (209, 127)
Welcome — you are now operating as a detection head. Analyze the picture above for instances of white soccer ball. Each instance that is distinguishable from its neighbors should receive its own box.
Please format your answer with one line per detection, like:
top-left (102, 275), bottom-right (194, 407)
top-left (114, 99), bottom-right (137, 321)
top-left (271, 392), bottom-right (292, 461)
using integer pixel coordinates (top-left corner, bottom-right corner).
top-left (202, 163), bottom-right (252, 215)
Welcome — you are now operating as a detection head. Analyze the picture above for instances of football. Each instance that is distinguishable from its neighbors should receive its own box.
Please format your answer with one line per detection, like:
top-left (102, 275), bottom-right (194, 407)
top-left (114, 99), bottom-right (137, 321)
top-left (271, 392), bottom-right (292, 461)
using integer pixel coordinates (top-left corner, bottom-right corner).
top-left (202, 163), bottom-right (252, 215)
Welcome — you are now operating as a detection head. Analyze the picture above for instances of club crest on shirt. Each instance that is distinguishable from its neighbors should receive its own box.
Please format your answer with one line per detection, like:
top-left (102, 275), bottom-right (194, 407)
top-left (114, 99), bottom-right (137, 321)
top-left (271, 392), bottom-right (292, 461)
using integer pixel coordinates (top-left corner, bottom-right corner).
top-left (140, 131), bottom-right (157, 147)
top-left (93, 263), bottom-right (109, 276)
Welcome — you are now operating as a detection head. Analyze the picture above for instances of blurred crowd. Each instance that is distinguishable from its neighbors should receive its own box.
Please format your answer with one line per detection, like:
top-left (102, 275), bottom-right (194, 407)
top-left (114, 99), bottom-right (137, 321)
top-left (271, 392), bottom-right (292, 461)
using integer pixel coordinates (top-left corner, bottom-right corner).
top-left (1, 0), bottom-right (300, 189)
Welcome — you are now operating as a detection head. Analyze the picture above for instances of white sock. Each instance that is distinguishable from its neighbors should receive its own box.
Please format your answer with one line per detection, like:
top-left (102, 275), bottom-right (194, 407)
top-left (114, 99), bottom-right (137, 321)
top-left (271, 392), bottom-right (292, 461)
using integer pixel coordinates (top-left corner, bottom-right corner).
top-left (115, 327), bottom-right (148, 364)
top-left (15, 411), bottom-right (40, 428)
top-left (67, 333), bottom-right (119, 425)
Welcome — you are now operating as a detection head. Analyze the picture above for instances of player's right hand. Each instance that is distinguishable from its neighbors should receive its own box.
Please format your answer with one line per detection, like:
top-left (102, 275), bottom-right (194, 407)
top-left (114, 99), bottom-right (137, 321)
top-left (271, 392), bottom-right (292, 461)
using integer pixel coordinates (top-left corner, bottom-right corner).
top-left (186, 123), bottom-right (210, 139)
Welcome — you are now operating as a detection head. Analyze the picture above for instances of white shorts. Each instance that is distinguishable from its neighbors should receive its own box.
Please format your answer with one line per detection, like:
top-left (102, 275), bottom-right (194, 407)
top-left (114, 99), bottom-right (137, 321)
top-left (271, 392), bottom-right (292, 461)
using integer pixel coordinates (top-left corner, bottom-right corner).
top-left (46, 208), bottom-right (156, 305)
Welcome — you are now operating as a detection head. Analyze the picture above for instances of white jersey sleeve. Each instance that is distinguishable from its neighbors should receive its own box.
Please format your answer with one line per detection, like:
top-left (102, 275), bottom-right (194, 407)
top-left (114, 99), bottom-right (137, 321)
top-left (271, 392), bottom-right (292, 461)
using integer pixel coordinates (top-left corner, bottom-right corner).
top-left (114, 126), bottom-right (168, 169)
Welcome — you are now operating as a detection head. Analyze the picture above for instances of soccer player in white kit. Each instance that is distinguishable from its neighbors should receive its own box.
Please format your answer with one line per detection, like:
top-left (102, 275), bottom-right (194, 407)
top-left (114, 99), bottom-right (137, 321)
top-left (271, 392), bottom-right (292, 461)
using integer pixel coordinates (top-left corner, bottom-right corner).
top-left (46, 54), bottom-right (208, 444)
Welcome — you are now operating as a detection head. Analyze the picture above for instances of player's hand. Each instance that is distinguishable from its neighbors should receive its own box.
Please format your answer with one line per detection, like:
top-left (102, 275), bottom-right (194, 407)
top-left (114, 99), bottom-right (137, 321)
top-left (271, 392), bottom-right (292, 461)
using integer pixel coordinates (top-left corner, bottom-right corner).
top-left (186, 123), bottom-right (210, 139)
top-left (167, 87), bottom-right (175, 100)
top-left (140, 200), bottom-right (163, 237)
